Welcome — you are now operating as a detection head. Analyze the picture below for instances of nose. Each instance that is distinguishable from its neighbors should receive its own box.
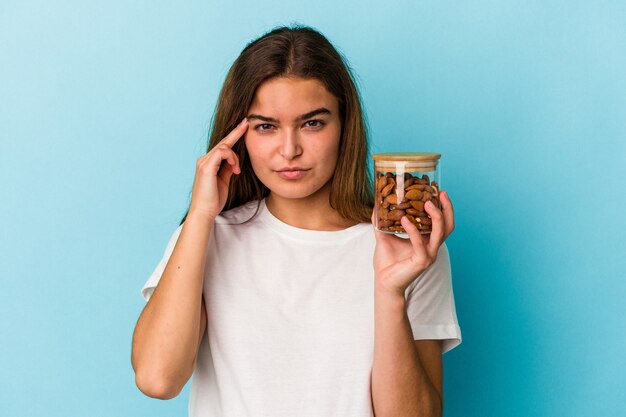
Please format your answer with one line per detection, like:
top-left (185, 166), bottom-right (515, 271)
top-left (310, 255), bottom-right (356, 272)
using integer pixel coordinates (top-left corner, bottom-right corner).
top-left (279, 128), bottom-right (303, 160)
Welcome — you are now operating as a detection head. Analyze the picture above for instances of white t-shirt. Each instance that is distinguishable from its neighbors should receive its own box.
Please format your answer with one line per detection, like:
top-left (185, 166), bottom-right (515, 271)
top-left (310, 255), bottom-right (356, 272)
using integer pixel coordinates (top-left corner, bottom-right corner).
top-left (141, 198), bottom-right (461, 417)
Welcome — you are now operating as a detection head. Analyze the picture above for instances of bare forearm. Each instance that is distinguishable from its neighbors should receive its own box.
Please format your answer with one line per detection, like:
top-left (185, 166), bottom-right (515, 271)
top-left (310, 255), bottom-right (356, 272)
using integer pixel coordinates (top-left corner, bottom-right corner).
top-left (371, 287), bottom-right (442, 417)
top-left (131, 212), bottom-right (213, 396)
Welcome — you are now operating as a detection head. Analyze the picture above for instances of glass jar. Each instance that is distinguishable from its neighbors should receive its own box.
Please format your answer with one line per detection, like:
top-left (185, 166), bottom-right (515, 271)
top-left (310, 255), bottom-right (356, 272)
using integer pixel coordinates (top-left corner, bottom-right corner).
top-left (372, 152), bottom-right (442, 236)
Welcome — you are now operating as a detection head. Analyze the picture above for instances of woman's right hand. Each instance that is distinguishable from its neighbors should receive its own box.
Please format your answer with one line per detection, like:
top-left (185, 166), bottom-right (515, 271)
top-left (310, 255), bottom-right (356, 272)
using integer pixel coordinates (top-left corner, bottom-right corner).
top-left (188, 117), bottom-right (249, 220)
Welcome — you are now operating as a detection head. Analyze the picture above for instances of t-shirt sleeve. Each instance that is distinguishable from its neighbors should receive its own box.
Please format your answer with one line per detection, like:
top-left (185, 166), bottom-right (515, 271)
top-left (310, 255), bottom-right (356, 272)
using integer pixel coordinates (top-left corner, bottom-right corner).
top-left (404, 242), bottom-right (462, 354)
top-left (141, 224), bottom-right (184, 302)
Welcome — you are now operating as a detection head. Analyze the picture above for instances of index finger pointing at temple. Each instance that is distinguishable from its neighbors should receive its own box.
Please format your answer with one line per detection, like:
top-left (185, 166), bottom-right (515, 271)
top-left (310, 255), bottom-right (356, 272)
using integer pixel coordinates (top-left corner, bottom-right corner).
top-left (221, 118), bottom-right (249, 147)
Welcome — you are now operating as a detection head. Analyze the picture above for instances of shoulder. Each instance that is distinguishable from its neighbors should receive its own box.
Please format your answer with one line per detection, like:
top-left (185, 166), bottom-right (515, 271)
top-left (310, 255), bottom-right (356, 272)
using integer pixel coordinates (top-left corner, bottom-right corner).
top-left (214, 200), bottom-right (263, 226)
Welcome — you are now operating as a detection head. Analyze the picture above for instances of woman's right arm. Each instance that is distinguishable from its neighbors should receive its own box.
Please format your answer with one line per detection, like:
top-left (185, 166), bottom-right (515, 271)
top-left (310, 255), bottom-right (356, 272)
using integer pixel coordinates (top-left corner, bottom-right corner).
top-left (131, 117), bottom-right (249, 399)
top-left (131, 213), bottom-right (213, 399)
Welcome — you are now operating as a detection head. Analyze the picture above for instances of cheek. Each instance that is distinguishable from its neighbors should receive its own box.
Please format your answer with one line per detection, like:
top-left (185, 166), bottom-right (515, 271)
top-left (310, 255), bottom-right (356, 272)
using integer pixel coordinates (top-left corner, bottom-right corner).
top-left (319, 134), bottom-right (341, 163)
top-left (244, 136), bottom-right (259, 158)
top-left (325, 124), bottom-right (342, 152)
top-left (244, 138), bottom-right (270, 169)
top-left (318, 143), bottom-right (338, 161)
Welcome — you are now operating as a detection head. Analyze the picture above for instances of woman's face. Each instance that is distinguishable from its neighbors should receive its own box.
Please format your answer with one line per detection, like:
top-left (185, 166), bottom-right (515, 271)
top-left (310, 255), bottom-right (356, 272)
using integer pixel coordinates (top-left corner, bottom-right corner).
top-left (244, 76), bottom-right (342, 201)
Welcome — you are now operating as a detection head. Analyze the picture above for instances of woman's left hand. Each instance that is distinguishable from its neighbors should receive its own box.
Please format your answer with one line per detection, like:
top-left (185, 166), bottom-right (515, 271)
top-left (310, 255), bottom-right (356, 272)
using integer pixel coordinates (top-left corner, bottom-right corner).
top-left (372, 190), bottom-right (455, 297)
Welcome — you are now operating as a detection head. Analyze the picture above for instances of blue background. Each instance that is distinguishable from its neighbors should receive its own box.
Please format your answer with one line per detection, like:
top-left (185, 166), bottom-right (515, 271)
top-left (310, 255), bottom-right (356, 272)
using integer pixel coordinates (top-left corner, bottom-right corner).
top-left (1, 1), bottom-right (625, 416)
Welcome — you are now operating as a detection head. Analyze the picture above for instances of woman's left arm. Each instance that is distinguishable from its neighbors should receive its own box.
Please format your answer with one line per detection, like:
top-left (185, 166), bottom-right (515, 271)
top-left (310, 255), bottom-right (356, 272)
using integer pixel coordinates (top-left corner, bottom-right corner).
top-left (370, 191), bottom-right (455, 417)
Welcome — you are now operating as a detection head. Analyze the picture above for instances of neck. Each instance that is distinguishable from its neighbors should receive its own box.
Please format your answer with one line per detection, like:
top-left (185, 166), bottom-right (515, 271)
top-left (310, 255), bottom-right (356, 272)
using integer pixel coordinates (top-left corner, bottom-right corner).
top-left (265, 186), bottom-right (358, 231)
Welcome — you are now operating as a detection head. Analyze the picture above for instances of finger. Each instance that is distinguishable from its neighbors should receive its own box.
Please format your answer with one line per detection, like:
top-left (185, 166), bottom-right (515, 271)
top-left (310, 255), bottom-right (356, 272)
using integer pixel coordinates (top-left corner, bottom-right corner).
top-left (220, 118), bottom-right (249, 147)
top-left (425, 200), bottom-right (445, 258)
top-left (221, 150), bottom-right (241, 174)
top-left (228, 150), bottom-right (241, 174)
top-left (218, 159), bottom-right (234, 182)
top-left (401, 216), bottom-right (427, 254)
top-left (439, 190), bottom-right (455, 236)
top-left (197, 140), bottom-right (240, 166)
top-left (210, 147), bottom-right (240, 176)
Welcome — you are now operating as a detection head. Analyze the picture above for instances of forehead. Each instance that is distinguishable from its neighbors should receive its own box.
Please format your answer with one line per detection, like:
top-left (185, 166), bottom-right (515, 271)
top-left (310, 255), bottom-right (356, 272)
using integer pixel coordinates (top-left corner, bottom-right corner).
top-left (249, 77), bottom-right (338, 116)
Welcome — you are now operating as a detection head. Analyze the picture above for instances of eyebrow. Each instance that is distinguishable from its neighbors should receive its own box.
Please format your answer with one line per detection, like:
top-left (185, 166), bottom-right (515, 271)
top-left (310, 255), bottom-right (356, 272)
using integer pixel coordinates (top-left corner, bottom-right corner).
top-left (246, 107), bottom-right (331, 123)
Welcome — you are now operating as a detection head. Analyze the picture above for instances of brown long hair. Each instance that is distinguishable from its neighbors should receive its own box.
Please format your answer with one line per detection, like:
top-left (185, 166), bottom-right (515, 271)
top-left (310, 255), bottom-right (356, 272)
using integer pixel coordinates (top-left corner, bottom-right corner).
top-left (179, 24), bottom-right (374, 226)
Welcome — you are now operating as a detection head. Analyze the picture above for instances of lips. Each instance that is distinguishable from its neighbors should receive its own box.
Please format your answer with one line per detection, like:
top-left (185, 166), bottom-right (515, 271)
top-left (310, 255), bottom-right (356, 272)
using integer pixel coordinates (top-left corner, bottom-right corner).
top-left (276, 168), bottom-right (309, 180)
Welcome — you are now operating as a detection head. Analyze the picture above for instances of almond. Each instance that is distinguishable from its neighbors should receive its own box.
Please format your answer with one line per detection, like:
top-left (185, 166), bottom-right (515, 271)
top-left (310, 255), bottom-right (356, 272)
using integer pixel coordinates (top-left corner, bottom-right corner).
top-left (387, 209), bottom-right (405, 221)
top-left (379, 219), bottom-right (394, 228)
top-left (385, 194), bottom-right (398, 205)
top-left (405, 189), bottom-right (422, 201)
top-left (381, 183), bottom-right (394, 197)
top-left (377, 175), bottom-right (388, 192)
top-left (410, 200), bottom-right (425, 211)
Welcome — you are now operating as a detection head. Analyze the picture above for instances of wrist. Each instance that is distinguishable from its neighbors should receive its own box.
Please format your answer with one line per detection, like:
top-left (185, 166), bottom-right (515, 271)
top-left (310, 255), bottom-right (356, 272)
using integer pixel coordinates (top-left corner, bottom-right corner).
top-left (185, 210), bottom-right (216, 227)
top-left (374, 282), bottom-right (407, 305)
top-left (374, 274), bottom-right (409, 297)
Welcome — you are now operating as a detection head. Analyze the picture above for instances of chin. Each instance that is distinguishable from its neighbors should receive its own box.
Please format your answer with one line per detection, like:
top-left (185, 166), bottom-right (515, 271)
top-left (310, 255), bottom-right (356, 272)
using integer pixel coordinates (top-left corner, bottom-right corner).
top-left (262, 178), bottom-right (328, 201)
top-left (268, 185), bottom-right (320, 200)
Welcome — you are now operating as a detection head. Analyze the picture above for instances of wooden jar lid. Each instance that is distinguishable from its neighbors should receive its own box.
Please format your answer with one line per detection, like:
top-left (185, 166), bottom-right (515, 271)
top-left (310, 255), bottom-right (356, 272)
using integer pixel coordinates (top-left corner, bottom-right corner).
top-left (373, 152), bottom-right (441, 172)
top-left (372, 152), bottom-right (441, 161)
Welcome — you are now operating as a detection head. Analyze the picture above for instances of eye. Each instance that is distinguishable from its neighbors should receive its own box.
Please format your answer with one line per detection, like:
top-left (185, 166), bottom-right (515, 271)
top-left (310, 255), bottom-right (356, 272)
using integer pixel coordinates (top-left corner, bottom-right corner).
top-left (304, 119), bottom-right (325, 128)
top-left (255, 123), bottom-right (275, 132)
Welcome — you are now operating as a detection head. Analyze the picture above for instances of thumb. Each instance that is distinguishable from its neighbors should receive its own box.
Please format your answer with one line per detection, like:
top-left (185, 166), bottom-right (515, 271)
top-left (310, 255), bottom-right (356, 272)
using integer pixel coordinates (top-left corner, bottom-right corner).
top-left (371, 207), bottom-right (383, 241)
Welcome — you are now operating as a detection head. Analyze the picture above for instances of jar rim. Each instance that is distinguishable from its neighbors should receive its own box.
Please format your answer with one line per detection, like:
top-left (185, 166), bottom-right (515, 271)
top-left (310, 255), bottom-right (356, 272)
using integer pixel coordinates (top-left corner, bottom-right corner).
top-left (372, 152), bottom-right (441, 161)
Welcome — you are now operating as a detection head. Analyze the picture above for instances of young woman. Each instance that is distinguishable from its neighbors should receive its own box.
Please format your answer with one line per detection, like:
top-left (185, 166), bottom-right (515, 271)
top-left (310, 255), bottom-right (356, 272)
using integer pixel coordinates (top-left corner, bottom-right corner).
top-left (131, 25), bottom-right (461, 417)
